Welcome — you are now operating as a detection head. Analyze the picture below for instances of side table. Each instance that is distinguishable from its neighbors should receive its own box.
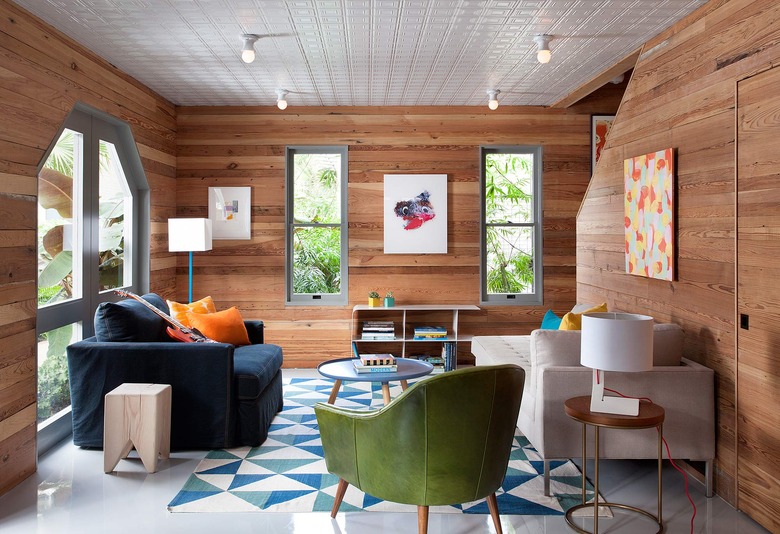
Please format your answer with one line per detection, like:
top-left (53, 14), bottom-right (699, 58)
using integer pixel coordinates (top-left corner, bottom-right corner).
top-left (563, 395), bottom-right (664, 534)
top-left (104, 383), bottom-right (171, 474)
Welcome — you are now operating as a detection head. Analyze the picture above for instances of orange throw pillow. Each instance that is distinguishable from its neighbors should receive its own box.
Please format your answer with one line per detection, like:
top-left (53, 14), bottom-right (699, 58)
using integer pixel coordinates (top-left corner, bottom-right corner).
top-left (167, 296), bottom-right (217, 329)
top-left (187, 306), bottom-right (250, 346)
top-left (559, 303), bottom-right (608, 330)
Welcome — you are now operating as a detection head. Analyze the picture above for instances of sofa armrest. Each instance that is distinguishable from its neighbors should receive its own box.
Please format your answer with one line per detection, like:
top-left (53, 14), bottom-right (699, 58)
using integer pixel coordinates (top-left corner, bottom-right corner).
top-left (244, 320), bottom-right (265, 344)
top-left (531, 358), bottom-right (715, 462)
top-left (67, 338), bottom-right (237, 449)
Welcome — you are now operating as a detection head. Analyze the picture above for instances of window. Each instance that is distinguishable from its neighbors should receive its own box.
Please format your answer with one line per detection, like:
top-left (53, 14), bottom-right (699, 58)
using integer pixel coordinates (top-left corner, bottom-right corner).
top-left (285, 146), bottom-right (348, 305)
top-left (36, 106), bottom-right (149, 451)
top-left (480, 146), bottom-right (543, 305)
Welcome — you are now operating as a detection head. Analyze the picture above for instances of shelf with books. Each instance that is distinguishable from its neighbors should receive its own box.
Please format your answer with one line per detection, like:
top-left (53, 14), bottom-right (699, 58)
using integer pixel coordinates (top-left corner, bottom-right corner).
top-left (351, 304), bottom-right (479, 370)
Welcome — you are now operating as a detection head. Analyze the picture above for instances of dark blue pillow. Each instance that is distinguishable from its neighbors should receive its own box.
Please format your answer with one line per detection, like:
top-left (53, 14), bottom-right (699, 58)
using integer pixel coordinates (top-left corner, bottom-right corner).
top-left (540, 309), bottom-right (562, 330)
top-left (94, 293), bottom-right (171, 342)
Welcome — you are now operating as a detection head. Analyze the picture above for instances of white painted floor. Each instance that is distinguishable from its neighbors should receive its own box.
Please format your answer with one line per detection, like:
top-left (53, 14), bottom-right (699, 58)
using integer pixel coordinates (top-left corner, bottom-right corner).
top-left (0, 369), bottom-right (767, 534)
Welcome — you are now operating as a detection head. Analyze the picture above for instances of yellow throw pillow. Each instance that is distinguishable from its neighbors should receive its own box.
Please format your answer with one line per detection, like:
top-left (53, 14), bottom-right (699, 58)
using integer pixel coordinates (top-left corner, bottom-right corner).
top-left (559, 303), bottom-right (608, 330)
top-left (167, 296), bottom-right (217, 328)
top-left (187, 306), bottom-right (250, 346)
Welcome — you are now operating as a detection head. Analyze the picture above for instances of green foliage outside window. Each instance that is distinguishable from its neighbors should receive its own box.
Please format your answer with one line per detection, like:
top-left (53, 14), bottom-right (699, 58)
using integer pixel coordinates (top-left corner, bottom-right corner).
top-left (37, 324), bottom-right (73, 422)
top-left (292, 153), bottom-right (342, 294)
top-left (485, 153), bottom-right (535, 294)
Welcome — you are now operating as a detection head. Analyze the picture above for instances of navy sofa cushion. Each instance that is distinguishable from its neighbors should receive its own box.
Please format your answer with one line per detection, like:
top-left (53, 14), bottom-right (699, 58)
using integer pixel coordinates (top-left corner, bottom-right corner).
top-left (94, 293), bottom-right (170, 343)
top-left (234, 343), bottom-right (284, 400)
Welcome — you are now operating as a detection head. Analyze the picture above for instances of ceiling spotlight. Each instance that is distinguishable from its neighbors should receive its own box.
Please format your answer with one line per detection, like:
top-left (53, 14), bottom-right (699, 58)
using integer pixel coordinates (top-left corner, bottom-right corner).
top-left (534, 34), bottom-right (553, 64)
top-left (240, 34), bottom-right (259, 63)
top-left (486, 89), bottom-right (500, 110)
top-left (276, 89), bottom-right (289, 110)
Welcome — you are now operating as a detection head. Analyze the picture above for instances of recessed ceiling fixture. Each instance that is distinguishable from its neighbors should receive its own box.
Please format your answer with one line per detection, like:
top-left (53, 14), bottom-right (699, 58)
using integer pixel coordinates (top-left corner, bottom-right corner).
top-left (276, 89), bottom-right (289, 110)
top-left (240, 34), bottom-right (260, 63)
top-left (486, 89), bottom-right (500, 110)
top-left (534, 34), bottom-right (553, 64)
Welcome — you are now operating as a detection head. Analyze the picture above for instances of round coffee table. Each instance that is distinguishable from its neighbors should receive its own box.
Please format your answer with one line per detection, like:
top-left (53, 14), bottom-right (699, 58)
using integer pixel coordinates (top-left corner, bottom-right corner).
top-left (317, 357), bottom-right (434, 405)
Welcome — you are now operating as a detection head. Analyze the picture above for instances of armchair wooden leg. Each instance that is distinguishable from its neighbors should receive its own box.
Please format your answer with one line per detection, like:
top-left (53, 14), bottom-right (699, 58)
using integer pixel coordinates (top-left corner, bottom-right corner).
top-left (417, 505), bottom-right (429, 534)
top-left (486, 492), bottom-right (503, 534)
top-left (331, 478), bottom-right (349, 518)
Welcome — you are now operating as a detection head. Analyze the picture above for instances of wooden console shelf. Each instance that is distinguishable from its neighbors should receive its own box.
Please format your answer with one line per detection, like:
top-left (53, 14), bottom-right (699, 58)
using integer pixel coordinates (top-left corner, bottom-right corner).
top-left (351, 304), bottom-right (479, 363)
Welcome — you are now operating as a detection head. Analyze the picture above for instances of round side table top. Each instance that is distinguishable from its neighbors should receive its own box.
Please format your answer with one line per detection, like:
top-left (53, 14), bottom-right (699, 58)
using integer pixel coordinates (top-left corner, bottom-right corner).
top-left (564, 395), bottom-right (665, 429)
top-left (317, 357), bottom-right (434, 383)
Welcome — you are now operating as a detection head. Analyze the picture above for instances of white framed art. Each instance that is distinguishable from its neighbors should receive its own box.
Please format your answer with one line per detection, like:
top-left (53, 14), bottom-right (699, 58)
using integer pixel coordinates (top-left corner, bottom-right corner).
top-left (383, 174), bottom-right (447, 254)
top-left (208, 186), bottom-right (251, 240)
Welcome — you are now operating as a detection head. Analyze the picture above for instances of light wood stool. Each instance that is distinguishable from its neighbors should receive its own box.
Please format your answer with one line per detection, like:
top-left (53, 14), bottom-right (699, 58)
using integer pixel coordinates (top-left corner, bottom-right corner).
top-left (104, 383), bottom-right (171, 474)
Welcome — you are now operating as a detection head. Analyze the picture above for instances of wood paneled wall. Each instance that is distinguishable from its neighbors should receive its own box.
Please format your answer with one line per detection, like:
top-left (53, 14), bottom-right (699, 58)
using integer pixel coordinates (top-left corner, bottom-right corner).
top-left (0, 0), bottom-right (176, 495)
top-left (176, 84), bottom-right (624, 368)
top-left (577, 0), bottom-right (780, 508)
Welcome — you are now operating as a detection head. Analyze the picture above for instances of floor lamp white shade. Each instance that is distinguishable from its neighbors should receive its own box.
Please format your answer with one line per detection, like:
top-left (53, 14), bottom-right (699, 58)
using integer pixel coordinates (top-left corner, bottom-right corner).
top-left (168, 218), bottom-right (212, 303)
top-left (168, 218), bottom-right (213, 252)
top-left (581, 312), bottom-right (654, 416)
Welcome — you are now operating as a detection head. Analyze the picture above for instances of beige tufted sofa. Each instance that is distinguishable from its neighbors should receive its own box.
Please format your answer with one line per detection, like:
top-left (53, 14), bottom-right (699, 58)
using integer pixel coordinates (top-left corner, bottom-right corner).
top-left (471, 319), bottom-right (715, 497)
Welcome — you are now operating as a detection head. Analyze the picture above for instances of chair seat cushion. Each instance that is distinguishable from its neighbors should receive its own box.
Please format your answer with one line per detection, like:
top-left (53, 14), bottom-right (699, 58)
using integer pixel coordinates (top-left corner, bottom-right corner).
top-left (94, 293), bottom-right (170, 343)
top-left (233, 343), bottom-right (284, 400)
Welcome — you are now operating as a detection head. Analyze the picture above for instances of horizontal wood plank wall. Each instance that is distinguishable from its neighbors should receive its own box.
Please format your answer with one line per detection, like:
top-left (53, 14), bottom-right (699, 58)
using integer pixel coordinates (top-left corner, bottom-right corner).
top-left (0, 0), bottom-right (176, 496)
top-left (576, 0), bottom-right (780, 507)
top-left (176, 85), bottom-right (623, 368)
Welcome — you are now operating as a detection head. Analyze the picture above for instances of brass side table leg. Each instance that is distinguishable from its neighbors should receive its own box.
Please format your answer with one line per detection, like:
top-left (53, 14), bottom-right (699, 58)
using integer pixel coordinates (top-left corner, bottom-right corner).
top-left (594, 425), bottom-right (599, 534)
top-left (581, 422), bottom-right (587, 505)
top-left (658, 423), bottom-right (663, 525)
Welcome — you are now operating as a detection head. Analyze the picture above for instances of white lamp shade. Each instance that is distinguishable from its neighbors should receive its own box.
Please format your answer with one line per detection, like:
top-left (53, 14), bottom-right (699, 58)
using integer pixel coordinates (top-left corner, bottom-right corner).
top-left (581, 312), bottom-right (653, 372)
top-left (168, 218), bottom-right (213, 252)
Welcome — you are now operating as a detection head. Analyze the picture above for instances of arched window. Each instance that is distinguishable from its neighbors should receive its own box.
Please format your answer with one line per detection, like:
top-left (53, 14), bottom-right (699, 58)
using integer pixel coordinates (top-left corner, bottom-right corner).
top-left (36, 106), bottom-right (149, 451)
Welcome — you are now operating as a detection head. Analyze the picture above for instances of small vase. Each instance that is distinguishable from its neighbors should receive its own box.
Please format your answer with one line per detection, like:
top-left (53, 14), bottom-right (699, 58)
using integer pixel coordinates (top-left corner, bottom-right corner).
top-left (368, 297), bottom-right (381, 307)
top-left (384, 297), bottom-right (395, 307)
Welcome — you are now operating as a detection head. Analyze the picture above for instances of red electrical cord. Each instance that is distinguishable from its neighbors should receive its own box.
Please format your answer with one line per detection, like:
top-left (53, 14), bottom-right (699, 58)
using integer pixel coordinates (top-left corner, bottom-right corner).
top-left (601, 383), bottom-right (697, 534)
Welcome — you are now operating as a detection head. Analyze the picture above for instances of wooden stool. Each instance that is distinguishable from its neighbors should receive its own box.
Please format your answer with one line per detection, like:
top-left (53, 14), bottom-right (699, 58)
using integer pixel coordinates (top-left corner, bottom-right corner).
top-left (104, 383), bottom-right (171, 474)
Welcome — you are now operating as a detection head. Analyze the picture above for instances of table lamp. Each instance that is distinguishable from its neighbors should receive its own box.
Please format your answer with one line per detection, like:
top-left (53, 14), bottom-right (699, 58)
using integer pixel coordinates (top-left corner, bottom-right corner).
top-left (168, 218), bottom-right (212, 303)
top-left (581, 312), bottom-right (653, 416)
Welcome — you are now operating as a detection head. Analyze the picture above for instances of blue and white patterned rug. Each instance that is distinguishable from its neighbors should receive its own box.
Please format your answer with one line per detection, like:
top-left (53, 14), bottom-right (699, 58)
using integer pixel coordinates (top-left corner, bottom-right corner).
top-left (168, 377), bottom-right (603, 515)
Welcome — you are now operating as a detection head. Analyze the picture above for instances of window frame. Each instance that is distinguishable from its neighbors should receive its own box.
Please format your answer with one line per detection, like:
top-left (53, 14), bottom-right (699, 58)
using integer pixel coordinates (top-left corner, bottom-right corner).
top-left (36, 104), bottom-right (150, 454)
top-left (479, 145), bottom-right (543, 306)
top-left (285, 145), bottom-right (349, 306)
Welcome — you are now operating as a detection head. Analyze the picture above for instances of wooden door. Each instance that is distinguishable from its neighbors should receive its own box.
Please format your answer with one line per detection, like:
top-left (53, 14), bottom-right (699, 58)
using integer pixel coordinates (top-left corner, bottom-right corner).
top-left (736, 66), bottom-right (780, 533)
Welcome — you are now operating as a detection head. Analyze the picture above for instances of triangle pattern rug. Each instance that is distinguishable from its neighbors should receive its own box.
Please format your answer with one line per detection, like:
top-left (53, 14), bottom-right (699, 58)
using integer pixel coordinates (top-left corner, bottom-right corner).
top-left (168, 376), bottom-right (608, 516)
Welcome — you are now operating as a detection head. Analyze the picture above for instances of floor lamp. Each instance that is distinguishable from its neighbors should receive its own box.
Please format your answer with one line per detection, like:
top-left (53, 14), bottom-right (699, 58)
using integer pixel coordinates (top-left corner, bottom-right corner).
top-left (581, 312), bottom-right (654, 416)
top-left (168, 218), bottom-right (212, 303)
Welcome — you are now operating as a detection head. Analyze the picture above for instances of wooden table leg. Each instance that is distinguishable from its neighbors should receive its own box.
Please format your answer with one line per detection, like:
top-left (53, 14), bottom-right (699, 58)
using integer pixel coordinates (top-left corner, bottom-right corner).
top-left (400, 379), bottom-right (409, 390)
top-left (381, 383), bottom-right (391, 405)
top-left (327, 379), bottom-right (342, 404)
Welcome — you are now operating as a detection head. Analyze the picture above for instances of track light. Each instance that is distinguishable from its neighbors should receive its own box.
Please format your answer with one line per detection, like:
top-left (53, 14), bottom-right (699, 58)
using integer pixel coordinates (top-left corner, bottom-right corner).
top-left (276, 89), bottom-right (288, 110)
top-left (486, 89), bottom-right (500, 110)
top-left (534, 34), bottom-right (552, 64)
top-left (240, 34), bottom-right (259, 63)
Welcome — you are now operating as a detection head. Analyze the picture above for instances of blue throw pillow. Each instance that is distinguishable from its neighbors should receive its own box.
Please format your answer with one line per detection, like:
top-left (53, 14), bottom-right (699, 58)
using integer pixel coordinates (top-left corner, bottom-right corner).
top-left (94, 293), bottom-right (171, 342)
top-left (540, 309), bottom-right (562, 330)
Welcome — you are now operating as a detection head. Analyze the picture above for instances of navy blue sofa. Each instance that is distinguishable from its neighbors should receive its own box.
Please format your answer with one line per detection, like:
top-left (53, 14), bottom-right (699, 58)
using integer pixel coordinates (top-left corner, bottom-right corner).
top-left (66, 294), bottom-right (284, 450)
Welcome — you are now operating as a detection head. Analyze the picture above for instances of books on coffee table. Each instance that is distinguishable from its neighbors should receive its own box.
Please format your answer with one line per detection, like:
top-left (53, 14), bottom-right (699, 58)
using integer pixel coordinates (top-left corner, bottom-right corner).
top-left (352, 359), bottom-right (398, 373)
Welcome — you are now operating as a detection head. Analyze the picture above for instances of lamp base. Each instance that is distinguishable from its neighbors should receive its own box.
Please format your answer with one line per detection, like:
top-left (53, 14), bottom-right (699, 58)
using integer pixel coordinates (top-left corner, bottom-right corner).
top-left (590, 369), bottom-right (639, 416)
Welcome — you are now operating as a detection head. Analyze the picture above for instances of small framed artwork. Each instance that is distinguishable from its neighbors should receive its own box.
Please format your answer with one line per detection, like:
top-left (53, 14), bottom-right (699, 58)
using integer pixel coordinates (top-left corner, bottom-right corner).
top-left (384, 174), bottom-right (447, 254)
top-left (624, 148), bottom-right (675, 280)
top-left (591, 115), bottom-right (615, 173)
top-left (208, 186), bottom-right (251, 240)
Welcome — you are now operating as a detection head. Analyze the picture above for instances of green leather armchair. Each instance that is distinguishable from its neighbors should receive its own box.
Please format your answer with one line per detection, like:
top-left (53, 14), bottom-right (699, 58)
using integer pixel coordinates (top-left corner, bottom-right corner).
top-left (314, 364), bottom-right (525, 534)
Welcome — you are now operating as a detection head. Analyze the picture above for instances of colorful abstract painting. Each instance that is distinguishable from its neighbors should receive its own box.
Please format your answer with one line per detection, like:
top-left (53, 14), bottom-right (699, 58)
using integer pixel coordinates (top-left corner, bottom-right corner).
top-left (591, 115), bottom-right (615, 172)
top-left (384, 174), bottom-right (447, 253)
top-left (624, 148), bottom-right (674, 280)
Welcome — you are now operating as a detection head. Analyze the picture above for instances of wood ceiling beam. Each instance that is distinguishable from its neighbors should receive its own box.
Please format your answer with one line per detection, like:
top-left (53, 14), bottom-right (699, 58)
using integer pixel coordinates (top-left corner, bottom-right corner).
top-left (551, 47), bottom-right (641, 108)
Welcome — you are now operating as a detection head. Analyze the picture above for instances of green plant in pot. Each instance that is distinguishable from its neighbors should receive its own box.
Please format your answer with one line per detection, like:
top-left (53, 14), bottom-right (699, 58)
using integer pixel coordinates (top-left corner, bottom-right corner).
top-left (384, 291), bottom-right (395, 307)
top-left (368, 291), bottom-right (381, 307)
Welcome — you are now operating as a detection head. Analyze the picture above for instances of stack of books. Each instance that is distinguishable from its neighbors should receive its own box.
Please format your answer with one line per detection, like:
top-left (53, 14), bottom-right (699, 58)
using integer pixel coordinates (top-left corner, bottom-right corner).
top-left (353, 353), bottom-right (397, 373)
top-left (362, 321), bottom-right (395, 340)
top-left (442, 341), bottom-right (457, 372)
top-left (413, 326), bottom-right (447, 340)
top-left (408, 354), bottom-right (445, 373)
